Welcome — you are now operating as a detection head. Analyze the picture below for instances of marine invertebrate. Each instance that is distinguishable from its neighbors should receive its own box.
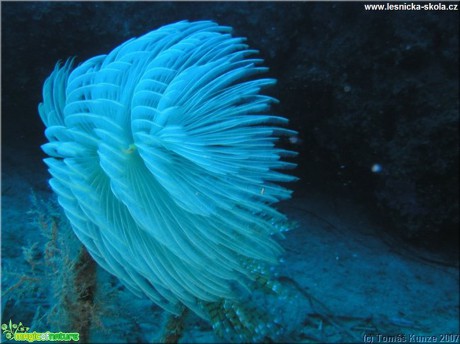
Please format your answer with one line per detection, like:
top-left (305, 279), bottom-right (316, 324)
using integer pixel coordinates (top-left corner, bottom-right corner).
top-left (39, 20), bottom-right (298, 341)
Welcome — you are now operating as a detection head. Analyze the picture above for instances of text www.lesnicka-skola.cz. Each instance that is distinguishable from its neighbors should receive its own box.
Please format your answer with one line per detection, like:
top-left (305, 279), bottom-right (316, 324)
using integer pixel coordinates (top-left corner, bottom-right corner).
top-left (364, 2), bottom-right (458, 11)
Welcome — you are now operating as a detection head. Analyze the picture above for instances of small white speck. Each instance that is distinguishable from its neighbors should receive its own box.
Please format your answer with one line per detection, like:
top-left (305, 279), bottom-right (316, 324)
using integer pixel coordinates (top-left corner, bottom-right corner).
top-left (371, 163), bottom-right (383, 173)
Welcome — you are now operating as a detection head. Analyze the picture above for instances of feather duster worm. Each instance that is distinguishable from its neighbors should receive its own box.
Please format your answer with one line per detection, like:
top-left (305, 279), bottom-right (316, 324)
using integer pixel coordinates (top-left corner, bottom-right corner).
top-left (39, 20), bottom-right (298, 341)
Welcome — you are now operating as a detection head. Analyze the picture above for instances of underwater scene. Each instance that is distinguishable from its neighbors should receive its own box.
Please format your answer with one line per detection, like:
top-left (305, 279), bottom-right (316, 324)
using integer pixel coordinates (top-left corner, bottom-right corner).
top-left (1, 2), bottom-right (459, 343)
